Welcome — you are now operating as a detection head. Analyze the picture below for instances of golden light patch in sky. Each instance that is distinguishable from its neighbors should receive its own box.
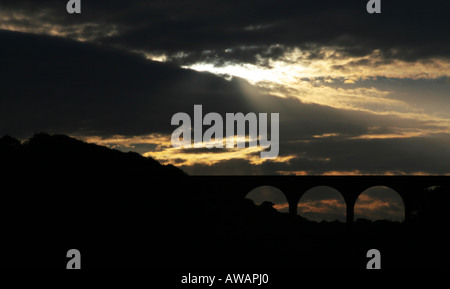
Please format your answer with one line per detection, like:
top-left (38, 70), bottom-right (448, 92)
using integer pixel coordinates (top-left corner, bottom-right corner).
top-left (342, 126), bottom-right (450, 141)
top-left (186, 47), bottom-right (450, 81)
top-left (298, 199), bottom-right (346, 214)
top-left (312, 133), bottom-right (340, 138)
top-left (276, 170), bottom-right (310, 176)
top-left (78, 132), bottom-right (448, 176)
top-left (321, 170), bottom-right (366, 176)
top-left (145, 145), bottom-right (295, 166)
top-left (184, 47), bottom-right (450, 136)
top-left (81, 134), bottom-right (296, 167)
top-left (82, 134), bottom-right (168, 149)
top-left (273, 203), bottom-right (289, 211)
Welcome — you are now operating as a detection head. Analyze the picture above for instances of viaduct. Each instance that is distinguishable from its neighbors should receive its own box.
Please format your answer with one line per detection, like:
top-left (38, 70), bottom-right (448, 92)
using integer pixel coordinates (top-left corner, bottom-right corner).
top-left (187, 175), bottom-right (450, 226)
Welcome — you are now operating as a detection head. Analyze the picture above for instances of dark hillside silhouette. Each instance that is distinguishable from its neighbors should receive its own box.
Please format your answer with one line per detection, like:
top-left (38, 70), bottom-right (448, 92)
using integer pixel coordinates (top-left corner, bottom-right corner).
top-left (1, 133), bottom-right (188, 268)
top-left (0, 133), bottom-right (449, 269)
top-left (1, 133), bottom-right (185, 175)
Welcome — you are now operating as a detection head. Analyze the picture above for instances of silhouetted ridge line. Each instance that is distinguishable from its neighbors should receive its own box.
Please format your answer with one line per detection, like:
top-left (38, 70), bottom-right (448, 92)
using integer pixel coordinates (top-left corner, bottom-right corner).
top-left (0, 132), bottom-right (186, 175)
top-left (1, 133), bottom-right (450, 269)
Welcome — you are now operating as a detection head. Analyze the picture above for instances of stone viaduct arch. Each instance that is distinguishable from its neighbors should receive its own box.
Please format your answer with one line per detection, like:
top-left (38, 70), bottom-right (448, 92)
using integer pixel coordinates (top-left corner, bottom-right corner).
top-left (354, 185), bottom-right (406, 222)
top-left (297, 185), bottom-right (346, 222)
top-left (190, 175), bottom-right (450, 228)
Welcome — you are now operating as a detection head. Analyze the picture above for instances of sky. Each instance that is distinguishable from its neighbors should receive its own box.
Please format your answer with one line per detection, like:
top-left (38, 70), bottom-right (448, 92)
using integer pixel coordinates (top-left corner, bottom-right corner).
top-left (0, 0), bottom-right (448, 221)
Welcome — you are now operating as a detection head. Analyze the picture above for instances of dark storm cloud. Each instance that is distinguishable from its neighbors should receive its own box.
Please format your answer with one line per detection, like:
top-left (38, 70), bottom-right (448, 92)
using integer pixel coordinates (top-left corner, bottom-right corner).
top-left (282, 135), bottom-right (450, 174)
top-left (179, 134), bottom-right (450, 175)
top-left (0, 30), bottom-right (253, 137)
top-left (0, 29), bottom-right (421, 139)
top-left (1, 0), bottom-right (448, 66)
top-left (1, 30), bottom-right (449, 175)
